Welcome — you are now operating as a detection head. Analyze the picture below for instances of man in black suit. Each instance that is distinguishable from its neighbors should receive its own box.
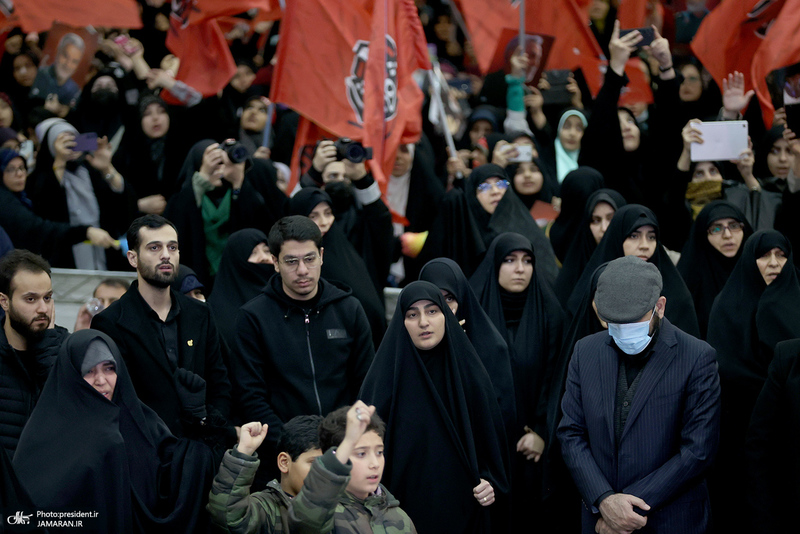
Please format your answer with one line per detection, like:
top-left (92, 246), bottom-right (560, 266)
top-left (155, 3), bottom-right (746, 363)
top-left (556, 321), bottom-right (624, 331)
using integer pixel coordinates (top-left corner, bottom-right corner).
top-left (558, 256), bottom-right (721, 534)
top-left (746, 338), bottom-right (800, 534)
top-left (92, 215), bottom-right (233, 449)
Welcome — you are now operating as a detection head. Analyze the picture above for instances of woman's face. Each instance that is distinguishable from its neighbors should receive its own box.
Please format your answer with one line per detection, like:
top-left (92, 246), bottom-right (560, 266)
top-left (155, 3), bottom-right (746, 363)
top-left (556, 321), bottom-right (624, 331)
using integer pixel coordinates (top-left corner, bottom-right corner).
top-left (498, 250), bottom-right (533, 293)
top-left (679, 65), bottom-right (703, 102)
top-left (391, 144), bottom-right (413, 177)
top-left (756, 247), bottom-right (787, 285)
top-left (559, 115), bottom-right (585, 151)
top-left (622, 224), bottom-right (657, 260)
top-left (141, 103), bottom-right (170, 139)
top-left (469, 119), bottom-right (493, 147)
top-left (404, 299), bottom-right (446, 350)
top-left (706, 217), bottom-right (744, 258)
top-left (308, 201), bottom-right (335, 236)
top-left (2, 156), bottom-right (26, 193)
top-left (13, 54), bottom-right (37, 87)
top-left (692, 161), bottom-right (722, 182)
top-left (590, 201), bottom-right (615, 244)
top-left (0, 99), bottom-right (13, 128)
top-left (767, 138), bottom-right (794, 179)
top-left (440, 289), bottom-right (459, 315)
top-left (476, 177), bottom-right (508, 214)
top-left (618, 110), bottom-right (640, 152)
top-left (513, 162), bottom-right (543, 196)
top-left (83, 360), bottom-right (117, 400)
top-left (248, 242), bottom-right (273, 264)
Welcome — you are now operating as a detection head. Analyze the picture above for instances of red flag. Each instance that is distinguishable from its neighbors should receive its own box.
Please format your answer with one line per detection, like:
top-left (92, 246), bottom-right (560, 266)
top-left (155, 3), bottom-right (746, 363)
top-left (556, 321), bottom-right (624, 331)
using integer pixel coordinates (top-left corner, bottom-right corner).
top-left (617, 0), bottom-right (649, 30)
top-left (165, 1), bottom-right (273, 100)
top-left (12, 0), bottom-right (141, 33)
top-left (457, 0), bottom-right (606, 96)
top-left (691, 0), bottom-right (786, 95)
top-left (270, 0), bottom-right (430, 191)
top-left (751, 0), bottom-right (800, 127)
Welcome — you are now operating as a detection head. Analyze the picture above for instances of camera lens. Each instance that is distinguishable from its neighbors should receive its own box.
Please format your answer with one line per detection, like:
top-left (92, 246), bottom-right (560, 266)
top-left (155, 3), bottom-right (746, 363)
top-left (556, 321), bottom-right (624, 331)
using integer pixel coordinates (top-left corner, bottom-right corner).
top-left (223, 141), bottom-right (248, 164)
top-left (344, 143), bottom-right (366, 163)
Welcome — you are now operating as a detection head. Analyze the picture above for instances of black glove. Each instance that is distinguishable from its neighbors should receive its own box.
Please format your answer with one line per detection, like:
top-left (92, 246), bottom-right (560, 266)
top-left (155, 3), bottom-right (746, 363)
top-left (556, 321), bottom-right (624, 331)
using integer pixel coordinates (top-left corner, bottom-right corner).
top-left (174, 368), bottom-right (207, 421)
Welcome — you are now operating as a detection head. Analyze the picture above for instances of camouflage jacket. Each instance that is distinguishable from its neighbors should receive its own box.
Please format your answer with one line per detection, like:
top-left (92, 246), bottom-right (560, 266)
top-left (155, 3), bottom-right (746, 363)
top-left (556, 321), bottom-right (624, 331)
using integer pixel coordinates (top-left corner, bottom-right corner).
top-left (289, 449), bottom-right (417, 534)
top-left (207, 447), bottom-right (292, 534)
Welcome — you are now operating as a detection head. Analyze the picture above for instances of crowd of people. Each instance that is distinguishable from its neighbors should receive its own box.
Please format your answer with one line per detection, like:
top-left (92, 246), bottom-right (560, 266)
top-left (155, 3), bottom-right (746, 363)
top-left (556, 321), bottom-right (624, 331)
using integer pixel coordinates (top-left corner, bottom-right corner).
top-left (1, 1), bottom-right (800, 533)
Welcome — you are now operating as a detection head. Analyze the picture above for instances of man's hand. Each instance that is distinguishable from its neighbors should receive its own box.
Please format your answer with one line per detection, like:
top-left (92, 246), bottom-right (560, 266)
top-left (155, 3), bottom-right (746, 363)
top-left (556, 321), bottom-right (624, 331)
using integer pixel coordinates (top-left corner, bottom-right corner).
top-left (237, 422), bottom-right (268, 456)
top-left (313, 140), bottom-right (338, 172)
top-left (335, 401), bottom-right (376, 465)
top-left (595, 517), bottom-right (633, 534)
top-left (609, 20), bottom-right (642, 77)
top-left (722, 71), bottom-right (755, 118)
top-left (473, 478), bottom-right (495, 507)
top-left (598, 493), bottom-right (650, 532)
top-left (516, 431), bottom-right (545, 462)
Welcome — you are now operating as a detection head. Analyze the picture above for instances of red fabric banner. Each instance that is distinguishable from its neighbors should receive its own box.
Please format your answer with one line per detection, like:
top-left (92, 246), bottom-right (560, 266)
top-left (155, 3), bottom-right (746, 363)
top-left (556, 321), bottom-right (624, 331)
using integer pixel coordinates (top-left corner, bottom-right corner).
top-left (691, 0), bottom-right (786, 94)
top-left (617, 0), bottom-right (650, 30)
top-left (456, 0), bottom-right (606, 96)
top-left (270, 0), bottom-right (430, 191)
top-left (12, 0), bottom-right (142, 33)
top-left (751, 0), bottom-right (800, 127)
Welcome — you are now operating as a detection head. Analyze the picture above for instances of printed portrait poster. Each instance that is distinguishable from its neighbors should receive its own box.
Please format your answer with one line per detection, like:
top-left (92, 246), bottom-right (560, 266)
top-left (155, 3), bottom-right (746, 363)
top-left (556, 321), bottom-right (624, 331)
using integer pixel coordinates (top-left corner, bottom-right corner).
top-left (29, 23), bottom-right (99, 105)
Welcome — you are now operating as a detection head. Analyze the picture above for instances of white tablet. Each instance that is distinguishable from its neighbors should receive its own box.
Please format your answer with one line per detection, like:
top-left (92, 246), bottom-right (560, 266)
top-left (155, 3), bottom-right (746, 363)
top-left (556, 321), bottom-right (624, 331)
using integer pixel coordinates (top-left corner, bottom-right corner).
top-left (690, 120), bottom-right (749, 162)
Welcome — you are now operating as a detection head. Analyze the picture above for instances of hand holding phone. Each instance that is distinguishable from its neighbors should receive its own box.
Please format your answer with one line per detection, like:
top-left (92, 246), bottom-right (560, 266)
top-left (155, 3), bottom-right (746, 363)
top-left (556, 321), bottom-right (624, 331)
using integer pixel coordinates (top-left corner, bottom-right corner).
top-left (619, 27), bottom-right (656, 49)
top-left (72, 132), bottom-right (98, 153)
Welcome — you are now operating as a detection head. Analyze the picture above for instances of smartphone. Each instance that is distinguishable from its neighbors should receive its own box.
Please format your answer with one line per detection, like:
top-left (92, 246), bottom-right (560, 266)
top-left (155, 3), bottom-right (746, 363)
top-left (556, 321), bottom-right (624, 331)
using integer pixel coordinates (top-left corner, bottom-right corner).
top-left (690, 121), bottom-right (749, 162)
top-left (507, 144), bottom-right (533, 163)
top-left (542, 69), bottom-right (573, 106)
top-left (72, 132), bottom-right (98, 153)
top-left (785, 104), bottom-right (800, 134)
top-left (620, 27), bottom-right (656, 48)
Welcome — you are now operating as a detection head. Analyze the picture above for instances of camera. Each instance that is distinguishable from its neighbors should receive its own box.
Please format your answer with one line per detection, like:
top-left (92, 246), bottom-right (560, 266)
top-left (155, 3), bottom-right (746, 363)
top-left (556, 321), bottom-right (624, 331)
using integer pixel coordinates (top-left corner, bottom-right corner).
top-left (221, 139), bottom-right (248, 164)
top-left (334, 138), bottom-right (373, 163)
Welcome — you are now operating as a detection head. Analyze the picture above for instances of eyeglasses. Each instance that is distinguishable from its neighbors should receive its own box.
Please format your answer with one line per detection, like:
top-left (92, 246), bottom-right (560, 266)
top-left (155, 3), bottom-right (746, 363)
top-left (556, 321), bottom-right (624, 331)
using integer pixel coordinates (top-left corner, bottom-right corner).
top-left (707, 221), bottom-right (744, 235)
top-left (279, 253), bottom-right (321, 271)
top-left (3, 165), bottom-right (25, 175)
top-left (476, 179), bottom-right (509, 194)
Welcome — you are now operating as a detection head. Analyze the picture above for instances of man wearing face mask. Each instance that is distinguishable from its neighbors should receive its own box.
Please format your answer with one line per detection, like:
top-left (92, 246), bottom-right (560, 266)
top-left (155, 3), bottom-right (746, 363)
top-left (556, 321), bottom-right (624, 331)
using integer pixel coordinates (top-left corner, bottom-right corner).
top-left (558, 255), bottom-right (720, 534)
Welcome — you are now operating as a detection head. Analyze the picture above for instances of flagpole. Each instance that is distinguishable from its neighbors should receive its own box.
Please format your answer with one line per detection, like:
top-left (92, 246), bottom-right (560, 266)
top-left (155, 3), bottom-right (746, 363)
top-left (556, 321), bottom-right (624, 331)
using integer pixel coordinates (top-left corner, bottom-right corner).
top-left (444, 0), bottom-right (472, 44)
top-left (427, 64), bottom-right (461, 180)
top-left (261, 103), bottom-right (275, 148)
top-left (519, 0), bottom-right (525, 52)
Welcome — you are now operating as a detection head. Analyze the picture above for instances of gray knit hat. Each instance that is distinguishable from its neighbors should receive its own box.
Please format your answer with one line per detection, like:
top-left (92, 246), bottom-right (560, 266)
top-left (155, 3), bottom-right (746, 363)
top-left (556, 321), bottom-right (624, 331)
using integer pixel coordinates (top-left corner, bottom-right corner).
top-left (595, 256), bottom-right (662, 323)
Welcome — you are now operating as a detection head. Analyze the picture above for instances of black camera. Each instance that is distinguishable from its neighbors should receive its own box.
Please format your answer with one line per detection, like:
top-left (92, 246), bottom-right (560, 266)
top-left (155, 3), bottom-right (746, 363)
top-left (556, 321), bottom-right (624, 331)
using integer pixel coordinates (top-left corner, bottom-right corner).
top-left (334, 138), bottom-right (373, 163)
top-left (222, 139), bottom-right (248, 164)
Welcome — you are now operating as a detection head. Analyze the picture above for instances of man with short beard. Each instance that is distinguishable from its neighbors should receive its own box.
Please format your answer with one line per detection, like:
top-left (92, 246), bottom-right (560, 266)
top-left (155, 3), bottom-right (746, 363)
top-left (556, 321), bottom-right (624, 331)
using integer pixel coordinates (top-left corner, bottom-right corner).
top-left (92, 215), bottom-right (234, 452)
top-left (0, 250), bottom-right (69, 456)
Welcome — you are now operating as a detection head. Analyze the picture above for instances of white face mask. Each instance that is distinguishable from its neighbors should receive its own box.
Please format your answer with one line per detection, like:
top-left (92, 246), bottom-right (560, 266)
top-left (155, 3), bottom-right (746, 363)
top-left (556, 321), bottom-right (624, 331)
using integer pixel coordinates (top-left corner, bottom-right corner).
top-left (608, 305), bottom-right (657, 355)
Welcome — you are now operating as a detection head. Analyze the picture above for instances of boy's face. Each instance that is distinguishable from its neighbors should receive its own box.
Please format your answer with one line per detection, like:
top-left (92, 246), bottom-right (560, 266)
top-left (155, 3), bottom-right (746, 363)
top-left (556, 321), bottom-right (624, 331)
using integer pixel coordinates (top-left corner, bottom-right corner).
top-left (346, 431), bottom-right (385, 500)
top-left (282, 448), bottom-right (323, 497)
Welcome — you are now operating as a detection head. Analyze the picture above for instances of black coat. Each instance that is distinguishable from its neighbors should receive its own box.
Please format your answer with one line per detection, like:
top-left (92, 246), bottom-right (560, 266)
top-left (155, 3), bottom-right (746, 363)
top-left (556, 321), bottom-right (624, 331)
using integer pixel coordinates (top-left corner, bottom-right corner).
top-left (0, 325), bottom-right (68, 456)
top-left (231, 275), bottom-right (374, 454)
top-left (91, 283), bottom-right (233, 442)
top-left (746, 338), bottom-right (800, 534)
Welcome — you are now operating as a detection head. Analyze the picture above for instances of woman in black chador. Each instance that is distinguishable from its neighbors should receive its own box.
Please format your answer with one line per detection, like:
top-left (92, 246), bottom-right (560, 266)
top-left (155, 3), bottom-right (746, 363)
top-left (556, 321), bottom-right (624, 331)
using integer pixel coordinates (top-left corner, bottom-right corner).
top-left (13, 330), bottom-right (214, 533)
top-left (360, 281), bottom-right (510, 533)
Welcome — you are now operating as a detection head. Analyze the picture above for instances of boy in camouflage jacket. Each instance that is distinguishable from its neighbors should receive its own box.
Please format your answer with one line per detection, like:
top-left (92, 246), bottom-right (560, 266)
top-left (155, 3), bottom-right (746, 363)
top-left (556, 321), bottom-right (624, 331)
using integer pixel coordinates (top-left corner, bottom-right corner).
top-left (207, 415), bottom-right (323, 534)
top-left (288, 401), bottom-right (417, 534)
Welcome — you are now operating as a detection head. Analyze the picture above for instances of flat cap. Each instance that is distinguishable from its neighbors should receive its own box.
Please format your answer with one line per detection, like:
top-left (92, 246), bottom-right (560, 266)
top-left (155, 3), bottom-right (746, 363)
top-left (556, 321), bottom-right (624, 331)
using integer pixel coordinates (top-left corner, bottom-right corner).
top-left (595, 256), bottom-right (662, 324)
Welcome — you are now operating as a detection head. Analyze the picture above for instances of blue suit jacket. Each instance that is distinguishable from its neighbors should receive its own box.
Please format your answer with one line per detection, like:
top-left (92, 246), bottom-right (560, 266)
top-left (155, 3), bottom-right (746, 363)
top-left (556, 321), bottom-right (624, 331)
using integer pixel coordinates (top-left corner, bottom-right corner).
top-left (557, 318), bottom-right (720, 534)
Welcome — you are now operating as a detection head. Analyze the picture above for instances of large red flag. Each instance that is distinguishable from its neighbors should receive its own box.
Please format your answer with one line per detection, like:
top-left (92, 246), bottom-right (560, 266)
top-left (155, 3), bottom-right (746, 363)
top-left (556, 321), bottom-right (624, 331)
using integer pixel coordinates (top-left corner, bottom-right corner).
top-left (12, 0), bottom-right (141, 33)
top-left (166, 1), bottom-right (275, 100)
top-left (691, 0), bottom-right (786, 95)
top-left (751, 0), bottom-right (800, 127)
top-left (457, 0), bottom-right (606, 96)
top-left (270, 0), bottom-right (430, 191)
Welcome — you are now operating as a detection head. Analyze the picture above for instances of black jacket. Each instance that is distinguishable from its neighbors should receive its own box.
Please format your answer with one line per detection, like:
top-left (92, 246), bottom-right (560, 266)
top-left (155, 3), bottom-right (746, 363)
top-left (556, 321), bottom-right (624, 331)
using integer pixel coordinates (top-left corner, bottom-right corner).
top-left (231, 275), bottom-right (374, 452)
top-left (0, 324), bottom-right (68, 456)
top-left (91, 282), bottom-right (232, 441)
